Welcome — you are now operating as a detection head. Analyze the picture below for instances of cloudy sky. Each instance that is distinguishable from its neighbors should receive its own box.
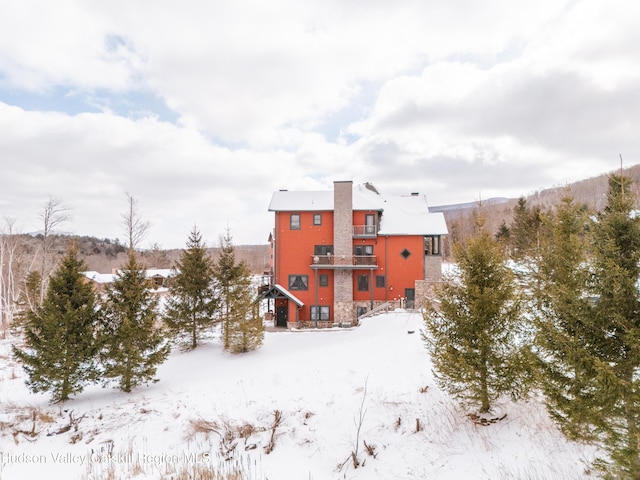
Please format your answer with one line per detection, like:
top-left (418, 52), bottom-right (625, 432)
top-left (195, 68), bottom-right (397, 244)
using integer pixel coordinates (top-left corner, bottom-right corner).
top-left (0, 0), bottom-right (638, 248)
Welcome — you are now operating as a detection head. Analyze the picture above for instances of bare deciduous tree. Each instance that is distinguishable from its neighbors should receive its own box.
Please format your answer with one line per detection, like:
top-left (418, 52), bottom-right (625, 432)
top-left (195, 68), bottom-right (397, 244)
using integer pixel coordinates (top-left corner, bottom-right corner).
top-left (0, 218), bottom-right (23, 329)
top-left (38, 196), bottom-right (71, 302)
top-left (121, 193), bottom-right (151, 252)
top-left (146, 242), bottom-right (171, 269)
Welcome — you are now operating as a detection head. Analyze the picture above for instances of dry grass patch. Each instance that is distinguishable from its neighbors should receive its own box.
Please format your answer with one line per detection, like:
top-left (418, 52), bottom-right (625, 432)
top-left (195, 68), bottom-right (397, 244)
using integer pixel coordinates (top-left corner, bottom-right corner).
top-left (188, 410), bottom-right (285, 460)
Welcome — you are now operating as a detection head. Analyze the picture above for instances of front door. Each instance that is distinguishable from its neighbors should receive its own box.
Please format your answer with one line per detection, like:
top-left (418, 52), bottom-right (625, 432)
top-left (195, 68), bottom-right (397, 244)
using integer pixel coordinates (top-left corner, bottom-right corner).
top-left (405, 288), bottom-right (415, 309)
top-left (276, 306), bottom-right (288, 328)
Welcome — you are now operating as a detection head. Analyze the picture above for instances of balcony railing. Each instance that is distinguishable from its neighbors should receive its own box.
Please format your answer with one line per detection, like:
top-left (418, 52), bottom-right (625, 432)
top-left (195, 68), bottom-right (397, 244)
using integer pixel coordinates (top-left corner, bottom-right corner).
top-left (353, 225), bottom-right (377, 237)
top-left (311, 254), bottom-right (377, 267)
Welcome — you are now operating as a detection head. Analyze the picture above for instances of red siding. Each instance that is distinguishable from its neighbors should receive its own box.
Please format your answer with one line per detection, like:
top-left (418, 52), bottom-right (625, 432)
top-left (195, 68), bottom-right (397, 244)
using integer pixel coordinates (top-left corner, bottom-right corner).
top-left (274, 211), bottom-right (334, 320)
top-left (384, 236), bottom-right (425, 300)
top-left (274, 209), bottom-right (426, 321)
top-left (352, 235), bottom-right (424, 302)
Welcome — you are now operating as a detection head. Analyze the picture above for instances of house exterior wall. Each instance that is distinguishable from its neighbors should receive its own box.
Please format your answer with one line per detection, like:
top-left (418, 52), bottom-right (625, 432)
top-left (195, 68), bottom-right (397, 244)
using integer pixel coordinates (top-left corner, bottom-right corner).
top-left (384, 235), bottom-right (426, 301)
top-left (269, 182), bottom-right (445, 326)
top-left (349, 235), bottom-right (426, 304)
top-left (273, 209), bottom-right (334, 322)
top-left (273, 218), bottom-right (430, 321)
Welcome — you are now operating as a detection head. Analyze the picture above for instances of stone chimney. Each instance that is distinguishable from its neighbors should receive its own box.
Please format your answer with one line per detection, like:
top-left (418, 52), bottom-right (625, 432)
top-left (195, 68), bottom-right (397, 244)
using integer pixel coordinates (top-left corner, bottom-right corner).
top-left (333, 181), bottom-right (354, 324)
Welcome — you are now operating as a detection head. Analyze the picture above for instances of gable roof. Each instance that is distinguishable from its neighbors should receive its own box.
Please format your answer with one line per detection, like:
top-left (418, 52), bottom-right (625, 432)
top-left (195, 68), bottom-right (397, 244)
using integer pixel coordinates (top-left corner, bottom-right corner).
top-left (260, 284), bottom-right (304, 307)
top-left (268, 183), bottom-right (448, 236)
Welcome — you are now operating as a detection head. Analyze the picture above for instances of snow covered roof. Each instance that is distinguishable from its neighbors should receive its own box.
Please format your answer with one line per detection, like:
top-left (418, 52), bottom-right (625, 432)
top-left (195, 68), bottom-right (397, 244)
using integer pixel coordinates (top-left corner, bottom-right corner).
top-left (366, 186), bottom-right (448, 235)
top-left (81, 271), bottom-right (116, 284)
top-left (268, 183), bottom-right (448, 236)
top-left (144, 269), bottom-right (175, 279)
top-left (268, 185), bottom-right (381, 212)
top-left (82, 269), bottom-right (176, 284)
top-left (262, 284), bottom-right (304, 307)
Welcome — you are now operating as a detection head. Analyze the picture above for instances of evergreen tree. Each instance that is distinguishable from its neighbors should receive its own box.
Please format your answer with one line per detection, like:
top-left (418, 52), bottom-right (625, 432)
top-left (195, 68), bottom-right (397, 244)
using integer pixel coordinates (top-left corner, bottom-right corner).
top-left (22, 270), bottom-right (42, 312)
top-left (226, 284), bottom-right (264, 353)
top-left (586, 174), bottom-right (640, 478)
top-left (494, 220), bottom-right (511, 246)
top-left (510, 197), bottom-right (543, 260)
top-left (13, 244), bottom-right (99, 403)
top-left (533, 196), bottom-right (599, 440)
top-left (100, 251), bottom-right (169, 392)
top-left (213, 229), bottom-right (263, 352)
top-left (423, 223), bottom-right (526, 413)
top-left (164, 226), bottom-right (217, 350)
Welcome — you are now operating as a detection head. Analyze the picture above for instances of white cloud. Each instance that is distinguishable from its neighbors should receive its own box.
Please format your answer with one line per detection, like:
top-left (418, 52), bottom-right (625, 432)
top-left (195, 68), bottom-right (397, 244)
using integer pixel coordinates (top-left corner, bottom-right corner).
top-left (0, 104), bottom-right (287, 246)
top-left (1, 0), bottom-right (639, 247)
top-left (0, 1), bottom-right (143, 92)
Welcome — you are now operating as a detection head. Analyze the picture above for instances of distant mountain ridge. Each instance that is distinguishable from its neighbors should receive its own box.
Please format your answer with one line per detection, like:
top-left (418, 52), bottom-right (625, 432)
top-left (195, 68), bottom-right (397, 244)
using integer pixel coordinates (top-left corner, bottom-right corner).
top-left (430, 197), bottom-right (512, 213)
top-left (432, 163), bottom-right (640, 255)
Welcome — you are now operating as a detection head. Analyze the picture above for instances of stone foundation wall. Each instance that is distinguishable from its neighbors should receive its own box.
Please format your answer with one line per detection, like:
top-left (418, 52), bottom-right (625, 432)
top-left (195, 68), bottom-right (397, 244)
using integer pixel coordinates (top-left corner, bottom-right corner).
top-left (334, 300), bottom-right (356, 326)
top-left (296, 320), bottom-right (334, 329)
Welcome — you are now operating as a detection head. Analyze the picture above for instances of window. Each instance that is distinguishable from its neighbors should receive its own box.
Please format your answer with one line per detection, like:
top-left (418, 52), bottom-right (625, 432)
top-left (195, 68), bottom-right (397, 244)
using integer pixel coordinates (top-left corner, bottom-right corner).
top-left (425, 235), bottom-right (441, 256)
top-left (354, 245), bottom-right (373, 256)
top-left (289, 275), bottom-right (308, 290)
top-left (311, 306), bottom-right (330, 321)
top-left (313, 214), bottom-right (322, 226)
top-left (400, 248), bottom-right (411, 259)
top-left (290, 214), bottom-right (300, 230)
top-left (319, 274), bottom-right (329, 287)
top-left (314, 245), bottom-right (334, 256)
top-left (358, 274), bottom-right (369, 291)
top-left (376, 275), bottom-right (385, 288)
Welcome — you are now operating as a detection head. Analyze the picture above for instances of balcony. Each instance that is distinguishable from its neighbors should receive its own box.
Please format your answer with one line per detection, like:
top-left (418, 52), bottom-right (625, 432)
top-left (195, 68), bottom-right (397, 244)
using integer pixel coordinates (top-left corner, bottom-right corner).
top-left (353, 225), bottom-right (377, 238)
top-left (310, 254), bottom-right (378, 269)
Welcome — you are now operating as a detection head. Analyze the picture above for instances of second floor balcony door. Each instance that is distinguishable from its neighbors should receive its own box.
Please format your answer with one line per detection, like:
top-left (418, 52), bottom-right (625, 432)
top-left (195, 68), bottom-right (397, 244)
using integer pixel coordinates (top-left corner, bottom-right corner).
top-left (365, 214), bottom-right (375, 235)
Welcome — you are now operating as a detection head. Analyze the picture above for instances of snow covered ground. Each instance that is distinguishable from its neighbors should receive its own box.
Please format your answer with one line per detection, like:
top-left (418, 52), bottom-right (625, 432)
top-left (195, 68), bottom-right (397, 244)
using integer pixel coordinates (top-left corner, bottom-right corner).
top-left (0, 311), bottom-right (599, 479)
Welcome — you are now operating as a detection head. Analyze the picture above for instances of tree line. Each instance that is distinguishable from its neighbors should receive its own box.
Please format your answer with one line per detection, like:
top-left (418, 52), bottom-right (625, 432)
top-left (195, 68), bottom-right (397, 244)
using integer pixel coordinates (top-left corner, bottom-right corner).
top-left (0, 196), bottom-right (270, 335)
top-left (10, 194), bottom-right (264, 403)
top-left (423, 174), bottom-right (640, 479)
top-left (442, 162), bottom-right (640, 259)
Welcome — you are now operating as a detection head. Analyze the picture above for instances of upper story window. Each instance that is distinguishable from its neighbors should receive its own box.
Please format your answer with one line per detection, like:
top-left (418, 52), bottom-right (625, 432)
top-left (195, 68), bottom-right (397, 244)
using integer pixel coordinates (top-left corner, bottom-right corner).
top-left (290, 214), bottom-right (301, 230)
top-left (289, 275), bottom-right (308, 290)
top-left (425, 235), bottom-right (441, 256)
top-left (313, 214), bottom-right (322, 226)
top-left (354, 245), bottom-right (373, 256)
top-left (314, 245), bottom-right (334, 256)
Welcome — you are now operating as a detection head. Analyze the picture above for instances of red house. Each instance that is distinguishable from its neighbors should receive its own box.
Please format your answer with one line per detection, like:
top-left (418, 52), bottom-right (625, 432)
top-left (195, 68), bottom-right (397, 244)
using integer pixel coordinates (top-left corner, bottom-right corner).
top-left (264, 181), bottom-right (448, 328)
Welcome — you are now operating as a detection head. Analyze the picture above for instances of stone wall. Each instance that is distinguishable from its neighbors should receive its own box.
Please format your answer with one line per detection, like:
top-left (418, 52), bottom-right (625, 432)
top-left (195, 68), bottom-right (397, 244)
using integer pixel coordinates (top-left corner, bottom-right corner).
top-left (424, 255), bottom-right (443, 282)
top-left (333, 181), bottom-right (354, 324)
top-left (334, 300), bottom-right (356, 326)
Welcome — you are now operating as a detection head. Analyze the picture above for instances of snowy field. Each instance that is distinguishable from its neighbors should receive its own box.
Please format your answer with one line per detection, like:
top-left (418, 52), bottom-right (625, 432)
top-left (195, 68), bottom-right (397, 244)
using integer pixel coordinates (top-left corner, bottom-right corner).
top-left (0, 311), bottom-right (599, 479)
